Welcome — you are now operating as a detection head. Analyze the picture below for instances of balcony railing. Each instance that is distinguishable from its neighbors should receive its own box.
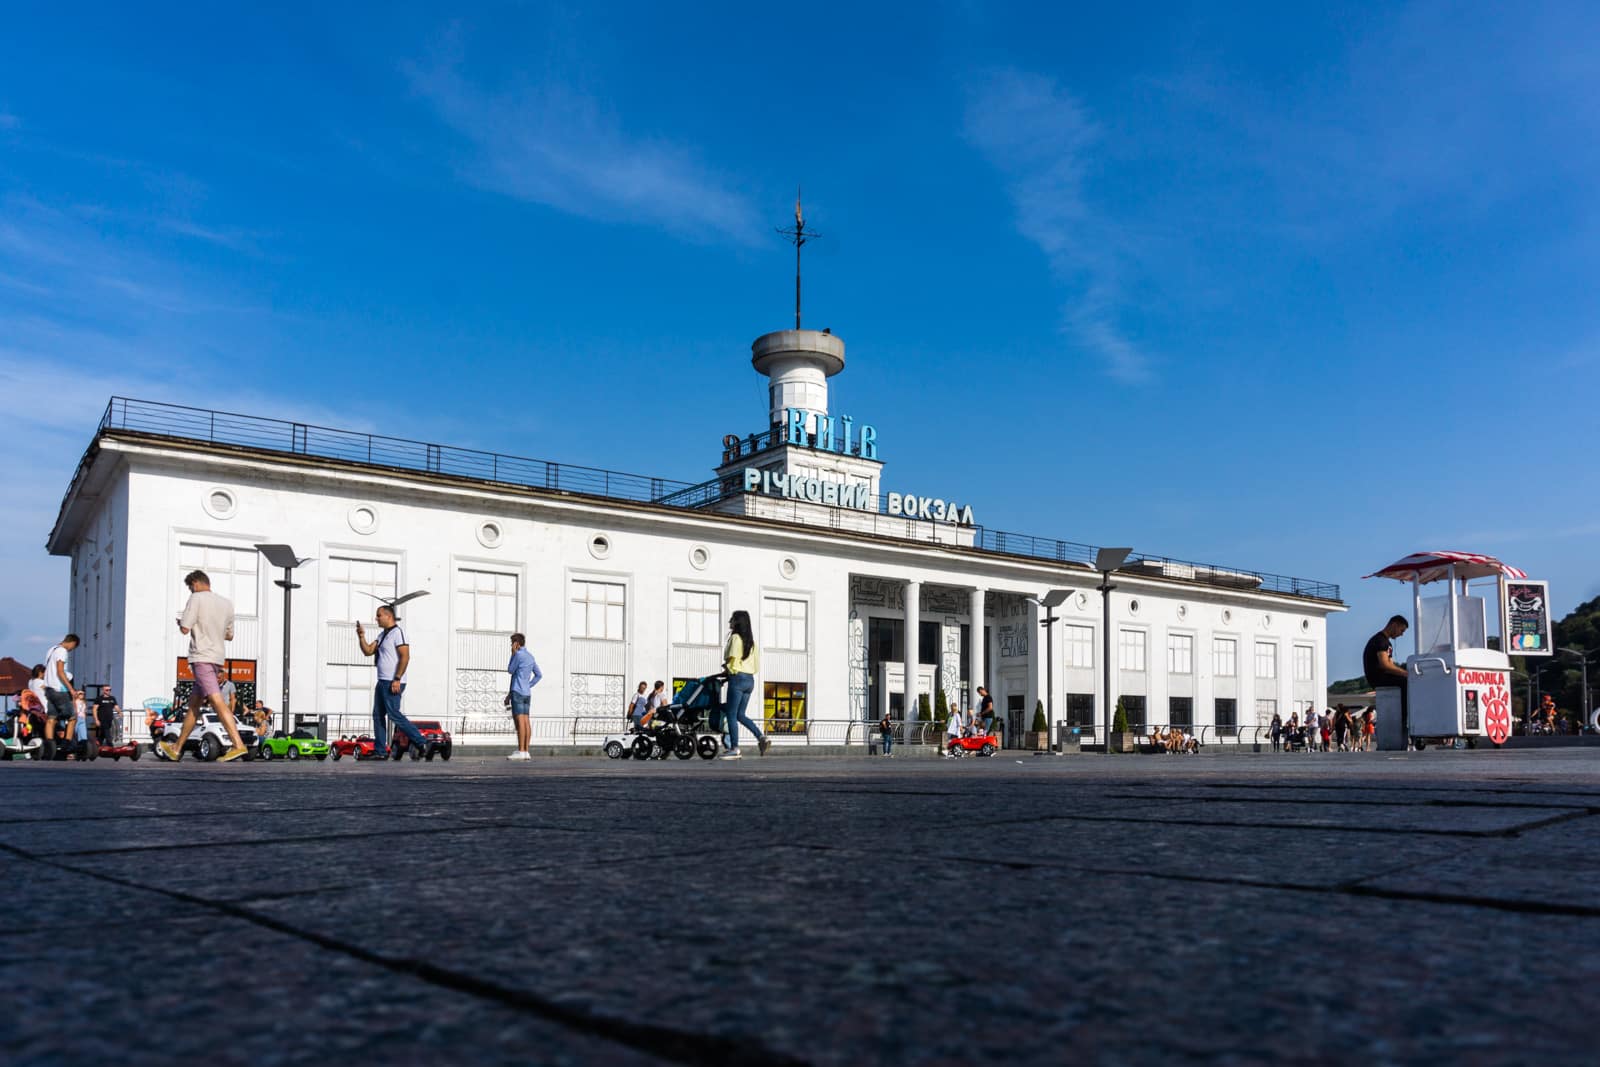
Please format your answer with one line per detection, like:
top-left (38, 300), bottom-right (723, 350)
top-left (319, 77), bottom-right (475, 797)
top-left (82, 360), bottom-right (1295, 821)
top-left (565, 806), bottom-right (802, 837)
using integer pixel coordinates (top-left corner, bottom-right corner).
top-left (94, 397), bottom-right (1341, 602)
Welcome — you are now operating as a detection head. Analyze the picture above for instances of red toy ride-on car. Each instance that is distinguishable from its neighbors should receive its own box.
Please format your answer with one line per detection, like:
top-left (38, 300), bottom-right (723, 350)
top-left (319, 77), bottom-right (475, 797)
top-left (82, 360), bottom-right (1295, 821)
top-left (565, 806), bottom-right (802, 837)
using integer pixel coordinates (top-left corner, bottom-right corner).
top-left (946, 733), bottom-right (999, 758)
top-left (389, 719), bottom-right (452, 761)
top-left (329, 735), bottom-right (381, 761)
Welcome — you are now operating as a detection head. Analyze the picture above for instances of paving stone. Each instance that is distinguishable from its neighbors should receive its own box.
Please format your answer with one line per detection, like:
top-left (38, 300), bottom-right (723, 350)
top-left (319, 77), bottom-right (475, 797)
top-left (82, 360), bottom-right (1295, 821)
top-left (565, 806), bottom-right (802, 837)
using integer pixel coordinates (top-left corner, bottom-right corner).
top-left (4, 751), bottom-right (1598, 1065)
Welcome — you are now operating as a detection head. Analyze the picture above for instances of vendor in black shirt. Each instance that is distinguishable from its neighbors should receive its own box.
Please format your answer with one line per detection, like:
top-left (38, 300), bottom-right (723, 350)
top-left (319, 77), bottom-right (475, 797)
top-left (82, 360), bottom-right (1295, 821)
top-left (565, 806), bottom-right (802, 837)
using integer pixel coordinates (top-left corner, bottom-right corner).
top-left (1363, 615), bottom-right (1411, 740)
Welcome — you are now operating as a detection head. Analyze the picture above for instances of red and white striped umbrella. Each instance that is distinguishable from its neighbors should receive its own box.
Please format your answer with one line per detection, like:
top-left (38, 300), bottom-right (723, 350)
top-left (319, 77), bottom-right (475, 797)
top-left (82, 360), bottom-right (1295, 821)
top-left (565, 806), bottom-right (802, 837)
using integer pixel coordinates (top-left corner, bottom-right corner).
top-left (1364, 551), bottom-right (1528, 584)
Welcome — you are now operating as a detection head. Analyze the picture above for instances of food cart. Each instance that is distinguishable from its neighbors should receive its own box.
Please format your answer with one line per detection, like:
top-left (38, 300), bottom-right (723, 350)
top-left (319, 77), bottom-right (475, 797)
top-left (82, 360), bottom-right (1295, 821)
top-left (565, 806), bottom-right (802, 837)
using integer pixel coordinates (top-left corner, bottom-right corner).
top-left (1364, 551), bottom-right (1544, 750)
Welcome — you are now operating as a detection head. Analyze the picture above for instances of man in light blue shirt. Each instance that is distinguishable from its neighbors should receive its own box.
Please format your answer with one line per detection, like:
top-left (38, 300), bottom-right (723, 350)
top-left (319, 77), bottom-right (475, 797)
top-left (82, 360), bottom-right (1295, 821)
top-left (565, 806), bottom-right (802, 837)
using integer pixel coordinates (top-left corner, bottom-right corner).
top-left (504, 632), bottom-right (543, 761)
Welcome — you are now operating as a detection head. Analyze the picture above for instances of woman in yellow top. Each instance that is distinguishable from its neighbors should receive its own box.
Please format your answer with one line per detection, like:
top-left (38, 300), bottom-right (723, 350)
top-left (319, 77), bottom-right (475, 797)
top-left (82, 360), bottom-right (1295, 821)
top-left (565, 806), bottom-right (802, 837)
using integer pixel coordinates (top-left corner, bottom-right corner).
top-left (721, 610), bottom-right (769, 759)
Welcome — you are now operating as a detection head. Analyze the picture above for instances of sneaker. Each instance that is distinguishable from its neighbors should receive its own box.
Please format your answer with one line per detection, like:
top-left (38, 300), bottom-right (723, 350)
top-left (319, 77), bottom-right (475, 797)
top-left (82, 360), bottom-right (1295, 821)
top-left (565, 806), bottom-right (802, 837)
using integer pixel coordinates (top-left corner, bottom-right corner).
top-left (158, 741), bottom-right (182, 762)
top-left (219, 745), bottom-right (249, 763)
top-left (720, 749), bottom-right (743, 760)
top-left (507, 750), bottom-right (531, 761)
top-left (758, 738), bottom-right (771, 756)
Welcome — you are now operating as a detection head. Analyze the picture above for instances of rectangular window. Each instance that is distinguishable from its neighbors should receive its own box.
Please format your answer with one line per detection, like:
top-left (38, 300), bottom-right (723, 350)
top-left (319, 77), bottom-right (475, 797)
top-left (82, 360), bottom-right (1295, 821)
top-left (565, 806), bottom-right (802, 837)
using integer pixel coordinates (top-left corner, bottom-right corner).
top-left (1066, 693), bottom-right (1096, 727)
top-left (454, 569), bottom-right (518, 632)
top-left (177, 542), bottom-right (260, 617)
top-left (1118, 629), bottom-right (1146, 672)
top-left (1169, 696), bottom-right (1193, 727)
top-left (1215, 698), bottom-right (1238, 737)
top-left (1213, 638), bottom-right (1237, 678)
top-left (762, 597), bottom-right (809, 652)
top-left (1254, 641), bottom-right (1277, 680)
top-left (1293, 644), bottom-right (1315, 683)
top-left (569, 580), bottom-right (625, 641)
top-left (671, 589), bottom-right (722, 646)
top-left (1063, 624), bottom-right (1094, 669)
top-left (764, 681), bottom-right (807, 735)
top-left (1256, 698), bottom-right (1277, 725)
top-left (1120, 695), bottom-right (1147, 730)
top-left (1167, 633), bottom-right (1193, 675)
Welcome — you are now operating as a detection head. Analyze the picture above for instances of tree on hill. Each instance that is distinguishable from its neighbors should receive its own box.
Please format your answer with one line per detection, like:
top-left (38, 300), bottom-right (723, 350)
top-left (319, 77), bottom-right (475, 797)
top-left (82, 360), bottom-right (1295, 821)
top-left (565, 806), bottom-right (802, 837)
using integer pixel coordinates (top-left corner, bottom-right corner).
top-left (1329, 676), bottom-right (1371, 695)
top-left (1520, 594), bottom-right (1600, 718)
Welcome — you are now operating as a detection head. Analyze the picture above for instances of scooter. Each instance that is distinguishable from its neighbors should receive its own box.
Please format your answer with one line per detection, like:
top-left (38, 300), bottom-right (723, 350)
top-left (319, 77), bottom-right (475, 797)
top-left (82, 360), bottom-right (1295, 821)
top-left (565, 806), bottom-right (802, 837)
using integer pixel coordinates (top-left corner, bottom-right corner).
top-left (1, 708), bottom-right (45, 761)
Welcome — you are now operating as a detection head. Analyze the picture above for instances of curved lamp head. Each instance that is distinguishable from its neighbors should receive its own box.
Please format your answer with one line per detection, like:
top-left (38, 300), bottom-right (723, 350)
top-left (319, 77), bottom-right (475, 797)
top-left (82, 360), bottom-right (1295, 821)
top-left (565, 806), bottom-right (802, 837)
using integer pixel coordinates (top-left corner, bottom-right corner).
top-left (1095, 547), bottom-right (1133, 573)
top-left (256, 543), bottom-right (314, 570)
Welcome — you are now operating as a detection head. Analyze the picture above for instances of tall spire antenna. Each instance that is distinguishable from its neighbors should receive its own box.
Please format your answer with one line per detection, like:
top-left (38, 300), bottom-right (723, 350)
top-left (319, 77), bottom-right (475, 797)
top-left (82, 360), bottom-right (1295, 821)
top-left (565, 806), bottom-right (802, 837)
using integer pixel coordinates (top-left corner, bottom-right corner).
top-left (776, 187), bottom-right (818, 330)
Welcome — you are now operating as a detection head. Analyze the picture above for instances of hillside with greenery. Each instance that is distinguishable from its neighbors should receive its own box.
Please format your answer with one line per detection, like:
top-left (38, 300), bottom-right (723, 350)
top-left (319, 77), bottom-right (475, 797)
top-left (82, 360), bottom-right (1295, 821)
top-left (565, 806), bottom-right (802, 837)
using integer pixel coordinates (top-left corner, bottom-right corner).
top-left (1520, 594), bottom-right (1600, 717)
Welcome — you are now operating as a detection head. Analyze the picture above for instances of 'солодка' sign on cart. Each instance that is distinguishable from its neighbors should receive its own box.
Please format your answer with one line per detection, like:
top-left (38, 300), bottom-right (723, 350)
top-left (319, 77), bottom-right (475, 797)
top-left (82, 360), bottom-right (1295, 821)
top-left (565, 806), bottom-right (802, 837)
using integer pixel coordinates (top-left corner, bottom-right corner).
top-left (1503, 579), bottom-right (1552, 656)
top-left (1460, 670), bottom-right (1513, 745)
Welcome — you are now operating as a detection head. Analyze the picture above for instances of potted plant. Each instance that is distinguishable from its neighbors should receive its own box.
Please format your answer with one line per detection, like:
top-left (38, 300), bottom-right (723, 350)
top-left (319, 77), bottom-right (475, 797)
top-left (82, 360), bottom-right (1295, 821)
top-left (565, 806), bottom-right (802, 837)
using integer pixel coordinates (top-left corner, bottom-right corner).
top-left (1109, 697), bottom-right (1136, 753)
top-left (919, 692), bottom-right (933, 744)
top-left (1024, 700), bottom-right (1049, 750)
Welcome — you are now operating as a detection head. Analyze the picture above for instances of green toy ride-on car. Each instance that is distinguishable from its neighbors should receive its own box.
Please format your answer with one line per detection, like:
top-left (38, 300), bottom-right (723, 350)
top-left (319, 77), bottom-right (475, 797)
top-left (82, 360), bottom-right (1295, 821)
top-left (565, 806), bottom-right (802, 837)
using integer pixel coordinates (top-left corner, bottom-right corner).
top-left (257, 729), bottom-right (331, 761)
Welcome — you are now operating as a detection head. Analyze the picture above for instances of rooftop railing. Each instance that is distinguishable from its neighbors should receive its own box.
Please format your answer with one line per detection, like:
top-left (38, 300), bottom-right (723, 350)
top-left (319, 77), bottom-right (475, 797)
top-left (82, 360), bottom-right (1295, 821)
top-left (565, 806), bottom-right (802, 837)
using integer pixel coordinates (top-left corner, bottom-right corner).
top-left (94, 397), bottom-right (1341, 602)
top-left (99, 397), bottom-right (693, 505)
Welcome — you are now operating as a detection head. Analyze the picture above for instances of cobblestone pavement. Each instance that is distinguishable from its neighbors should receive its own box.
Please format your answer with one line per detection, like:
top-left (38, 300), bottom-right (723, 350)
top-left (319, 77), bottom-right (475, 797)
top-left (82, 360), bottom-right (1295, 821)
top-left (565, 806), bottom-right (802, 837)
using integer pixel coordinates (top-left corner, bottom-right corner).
top-left (4, 749), bottom-right (1597, 1065)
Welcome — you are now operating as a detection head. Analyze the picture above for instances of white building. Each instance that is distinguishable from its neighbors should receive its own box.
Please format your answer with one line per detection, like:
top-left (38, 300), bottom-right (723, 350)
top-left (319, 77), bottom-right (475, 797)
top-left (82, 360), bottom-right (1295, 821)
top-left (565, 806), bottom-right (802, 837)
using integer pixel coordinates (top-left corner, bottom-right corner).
top-left (46, 327), bottom-right (1344, 748)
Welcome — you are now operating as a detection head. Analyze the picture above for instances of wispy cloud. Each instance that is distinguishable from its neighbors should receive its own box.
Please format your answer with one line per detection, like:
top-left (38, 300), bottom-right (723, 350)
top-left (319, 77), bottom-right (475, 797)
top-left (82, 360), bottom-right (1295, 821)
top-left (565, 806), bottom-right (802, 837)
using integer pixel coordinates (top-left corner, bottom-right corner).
top-left (964, 70), bottom-right (1151, 384)
top-left (403, 39), bottom-right (761, 245)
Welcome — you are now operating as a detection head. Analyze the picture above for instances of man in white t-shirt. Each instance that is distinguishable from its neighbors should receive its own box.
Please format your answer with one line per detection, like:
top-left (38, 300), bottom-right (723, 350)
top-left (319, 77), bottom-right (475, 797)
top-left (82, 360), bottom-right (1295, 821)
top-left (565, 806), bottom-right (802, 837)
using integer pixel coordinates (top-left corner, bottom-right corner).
top-left (356, 603), bottom-right (431, 759)
top-left (41, 633), bottom-right (82, 752)
top-left (160, 570), bottom-right (249, 762)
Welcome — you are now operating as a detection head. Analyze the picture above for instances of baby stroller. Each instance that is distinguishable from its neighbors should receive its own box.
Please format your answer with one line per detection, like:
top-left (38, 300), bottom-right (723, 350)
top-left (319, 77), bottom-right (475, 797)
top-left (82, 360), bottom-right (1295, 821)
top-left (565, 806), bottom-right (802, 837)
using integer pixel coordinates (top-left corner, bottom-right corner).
top-left (603, 674), bottom-right (723, 761)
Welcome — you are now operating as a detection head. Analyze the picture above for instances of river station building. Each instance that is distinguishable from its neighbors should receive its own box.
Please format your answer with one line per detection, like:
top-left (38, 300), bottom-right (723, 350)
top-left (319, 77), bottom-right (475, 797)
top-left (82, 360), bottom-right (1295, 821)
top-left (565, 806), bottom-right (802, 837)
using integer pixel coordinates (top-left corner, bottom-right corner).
top-left (47, 326), bottom-right (1345, 748)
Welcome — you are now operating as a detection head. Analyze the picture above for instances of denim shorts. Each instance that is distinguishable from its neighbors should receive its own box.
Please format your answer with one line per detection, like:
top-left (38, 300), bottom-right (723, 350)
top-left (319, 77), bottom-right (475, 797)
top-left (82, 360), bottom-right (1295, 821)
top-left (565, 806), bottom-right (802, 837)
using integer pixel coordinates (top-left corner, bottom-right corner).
top-left (509, 692), bottom-right (530, 717)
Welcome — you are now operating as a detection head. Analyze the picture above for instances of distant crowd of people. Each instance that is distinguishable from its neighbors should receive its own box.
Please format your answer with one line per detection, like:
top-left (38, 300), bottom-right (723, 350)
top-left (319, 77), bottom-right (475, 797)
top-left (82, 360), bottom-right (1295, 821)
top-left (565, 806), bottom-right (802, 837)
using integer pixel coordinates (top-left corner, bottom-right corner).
top-left (1268, 706), bottom-right (1375, 753)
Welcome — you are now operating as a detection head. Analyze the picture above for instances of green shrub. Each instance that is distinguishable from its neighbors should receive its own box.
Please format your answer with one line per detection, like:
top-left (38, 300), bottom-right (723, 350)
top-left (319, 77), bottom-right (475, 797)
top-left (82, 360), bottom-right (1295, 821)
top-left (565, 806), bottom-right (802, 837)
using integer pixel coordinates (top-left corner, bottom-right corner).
top-left (1031, 699), bottom-right (1047, 732)
top-left (917, 693), bottom-right (932, 722)
top-left (1112, 697), bottom-right (1130, 734)
top-left (934, 687), bottom-right (949, 728)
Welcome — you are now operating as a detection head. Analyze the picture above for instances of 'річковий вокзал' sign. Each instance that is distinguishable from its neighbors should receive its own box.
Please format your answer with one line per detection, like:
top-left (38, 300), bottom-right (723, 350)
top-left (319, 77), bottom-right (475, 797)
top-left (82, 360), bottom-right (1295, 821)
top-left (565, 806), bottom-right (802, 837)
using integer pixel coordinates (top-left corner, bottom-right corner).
top-left (741, 468), bottom-right (976, 526)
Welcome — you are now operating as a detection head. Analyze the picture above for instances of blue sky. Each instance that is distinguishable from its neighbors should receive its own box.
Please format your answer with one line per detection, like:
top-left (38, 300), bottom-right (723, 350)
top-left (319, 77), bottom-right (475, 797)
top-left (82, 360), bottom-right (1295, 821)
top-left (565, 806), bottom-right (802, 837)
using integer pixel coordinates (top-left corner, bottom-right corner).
top-left (2, 1), bottom-right (1597, 678)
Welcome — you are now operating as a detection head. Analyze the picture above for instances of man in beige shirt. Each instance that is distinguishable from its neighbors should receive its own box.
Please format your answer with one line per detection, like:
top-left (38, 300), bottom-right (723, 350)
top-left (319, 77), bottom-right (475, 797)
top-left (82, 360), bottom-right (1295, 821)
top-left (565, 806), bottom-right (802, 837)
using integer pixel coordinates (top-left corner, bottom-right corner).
top-left (160, 569), bottom-right (249, 762)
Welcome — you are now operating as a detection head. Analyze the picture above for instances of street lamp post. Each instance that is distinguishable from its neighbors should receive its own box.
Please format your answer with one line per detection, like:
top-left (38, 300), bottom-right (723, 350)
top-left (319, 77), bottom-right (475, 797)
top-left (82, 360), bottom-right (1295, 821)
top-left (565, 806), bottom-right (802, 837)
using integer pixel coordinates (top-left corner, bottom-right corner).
top-left (1558, 648), bottom-right (1593, 729)
top-left (1030, 590), bottom-right (1072, 750)
top-left (1095, 548), bottom-right (1133, 753)
top-left (256, 544), bottom-right (314, 738)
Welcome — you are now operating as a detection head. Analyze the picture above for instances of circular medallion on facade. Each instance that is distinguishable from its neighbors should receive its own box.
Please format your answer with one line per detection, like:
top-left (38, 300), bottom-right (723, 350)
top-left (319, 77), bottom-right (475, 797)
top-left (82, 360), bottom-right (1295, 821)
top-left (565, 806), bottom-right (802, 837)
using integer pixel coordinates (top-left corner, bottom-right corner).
top-left (689, 545), bottom-right (710, 570)
top-left (1261, 613), bottom-right (1273, 629)
top-left (588, 533), bottom-right (612, 560)
top-left (1076, 592), bottom-right (1089, 610)
top-left (202, 487), bottom-right (237, 520)
top-left (1300, 618), bottom-right (1311, 633)
top-left (1128, 598), bottom-right (1141, 615)
top-left (779, 557), bottom-right (798, 580)
top-left (348, 504), bottom-right (379, 535)
top-left (1176, 603), bottom-right (1188, 620)
top-left (1221, 609), bottom-right (1233, 625)
top-left (476, 521), bottom-right (504, 549)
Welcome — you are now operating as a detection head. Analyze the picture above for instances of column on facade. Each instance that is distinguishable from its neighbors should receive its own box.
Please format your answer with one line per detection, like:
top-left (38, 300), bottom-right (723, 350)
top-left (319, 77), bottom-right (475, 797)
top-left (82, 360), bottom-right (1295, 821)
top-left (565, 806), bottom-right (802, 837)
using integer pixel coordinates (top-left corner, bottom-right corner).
top-left (903, 579), bottom-right (920, 729)
top-left (969, 587), bottom-right (985, 708)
